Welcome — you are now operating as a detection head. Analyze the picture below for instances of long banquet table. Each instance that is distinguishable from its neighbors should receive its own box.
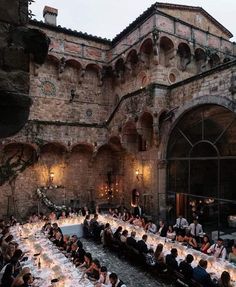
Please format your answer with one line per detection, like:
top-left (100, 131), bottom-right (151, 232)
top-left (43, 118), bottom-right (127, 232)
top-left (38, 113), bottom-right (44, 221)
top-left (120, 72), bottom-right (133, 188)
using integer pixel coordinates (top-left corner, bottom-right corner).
top-left (98, 215), bottom-right (236, 285)
top-left (10, 215), bottom-right (236, 286)
top-left (11, 217), bottom-right (92, 287)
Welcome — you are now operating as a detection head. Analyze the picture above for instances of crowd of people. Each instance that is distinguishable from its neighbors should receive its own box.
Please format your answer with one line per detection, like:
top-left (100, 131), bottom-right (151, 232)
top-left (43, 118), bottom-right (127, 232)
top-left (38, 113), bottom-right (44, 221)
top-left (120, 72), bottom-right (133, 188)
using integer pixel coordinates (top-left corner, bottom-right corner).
top-left (0, 213), bottom-right (126, 287)
top-left (0, 208), bottom-right (235, 287)
top-left (0, 218), bottom-right (34, 287)
top-left (83, 210), bottom-right (236, 287)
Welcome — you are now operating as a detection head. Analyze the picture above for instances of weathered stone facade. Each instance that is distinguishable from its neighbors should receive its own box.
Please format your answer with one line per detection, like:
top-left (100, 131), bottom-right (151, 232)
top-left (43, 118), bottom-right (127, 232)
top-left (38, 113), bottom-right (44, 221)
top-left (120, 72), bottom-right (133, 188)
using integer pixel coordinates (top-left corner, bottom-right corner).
top-left (1, 2), bottom-right (236, 220)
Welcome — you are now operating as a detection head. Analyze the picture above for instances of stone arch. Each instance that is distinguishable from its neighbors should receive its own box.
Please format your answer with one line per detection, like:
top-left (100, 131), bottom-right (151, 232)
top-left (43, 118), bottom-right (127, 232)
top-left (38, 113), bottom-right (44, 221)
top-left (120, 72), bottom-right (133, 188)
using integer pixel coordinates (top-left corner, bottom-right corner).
top-left (114, 58), bottom-right (125, 82)
top-left (139, 38), bottom-right (153, 69)
top-left (47, 54), bottom-right (60, 64)
top-left (2, 142), bottom-right (37, 160)
top-left (194, 48), bottom-right (207, 73)
top-left (160, 96), bottom-right (236, 160)
top-left (85, 63), bottom-right (102, 73)
top-left (40, 142), bottom-right (68, 154)
top-left (63, 59), bottom-right (82, 83)
top-left (139, 38), bottom-right (153, 54)
top-left (43, 54), bottom-right (60, 76)
top-left (159, 36), bottom-right (175, 67)
top-left (71, 143), bottom-right (94, 154)
top-left (108, 136), bottom-right (123, 151)
top-left (138, 112), bottom-right (154, 150)
top-left (177, 42), bottom-right (191, 71)
top-left (66, 59), bottom-right (82, 70)
top-left (122, 121), bottom-right (139, 153)
top-left (165, 102), bottom-right (236, 229)
top-left (85, 63), bottom-right (102, 86)
top-left (209, 53), bottom-right (221, 68)
top-left (126, 49), bottom-right (139, 64)
top-left (37, 142), bottom-right (68, 186)
top-left (126, 49), bottom-right (139, 76)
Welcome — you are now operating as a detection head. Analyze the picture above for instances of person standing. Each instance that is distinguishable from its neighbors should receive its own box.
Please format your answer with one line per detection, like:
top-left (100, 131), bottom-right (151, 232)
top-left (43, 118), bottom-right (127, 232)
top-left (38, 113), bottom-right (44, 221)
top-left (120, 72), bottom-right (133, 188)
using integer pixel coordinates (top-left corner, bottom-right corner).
top-left (188, 219), bottom-right (203, 243)
top-left (173, 214), bottom-right (188, 237)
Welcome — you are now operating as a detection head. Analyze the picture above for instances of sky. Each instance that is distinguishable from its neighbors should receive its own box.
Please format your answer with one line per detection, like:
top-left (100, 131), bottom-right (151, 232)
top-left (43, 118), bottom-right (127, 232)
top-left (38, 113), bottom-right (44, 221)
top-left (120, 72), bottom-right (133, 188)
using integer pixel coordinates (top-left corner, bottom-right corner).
top-left (30, 0), bottom-right (236, 41)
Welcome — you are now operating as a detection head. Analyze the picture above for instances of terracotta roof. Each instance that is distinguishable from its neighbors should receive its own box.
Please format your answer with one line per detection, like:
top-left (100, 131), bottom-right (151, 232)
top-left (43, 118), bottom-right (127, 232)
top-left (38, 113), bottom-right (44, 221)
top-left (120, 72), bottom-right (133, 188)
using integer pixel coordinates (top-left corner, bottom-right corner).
top-left (29, 20), bottom-right (111, 45)
top-left (156, 2), bottom-right (233, 38)
top-left (112, 2), bottom-right (233, 44)
top-left (30, 2), bottom-right (233, 46)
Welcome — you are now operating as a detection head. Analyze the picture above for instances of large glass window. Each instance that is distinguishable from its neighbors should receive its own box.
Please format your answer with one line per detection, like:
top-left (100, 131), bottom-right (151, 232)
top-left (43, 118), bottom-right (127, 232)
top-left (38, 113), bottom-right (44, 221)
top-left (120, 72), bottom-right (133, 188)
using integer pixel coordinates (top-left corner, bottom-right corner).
top-left (167, 105), bottom-right (236, 236)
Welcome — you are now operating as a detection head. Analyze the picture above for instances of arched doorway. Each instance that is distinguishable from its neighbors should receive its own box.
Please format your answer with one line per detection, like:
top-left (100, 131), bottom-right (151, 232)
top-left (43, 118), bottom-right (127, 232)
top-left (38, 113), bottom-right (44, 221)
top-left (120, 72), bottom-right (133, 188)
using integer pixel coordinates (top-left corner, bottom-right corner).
top-left (167, 104), bottom-right (236, 233)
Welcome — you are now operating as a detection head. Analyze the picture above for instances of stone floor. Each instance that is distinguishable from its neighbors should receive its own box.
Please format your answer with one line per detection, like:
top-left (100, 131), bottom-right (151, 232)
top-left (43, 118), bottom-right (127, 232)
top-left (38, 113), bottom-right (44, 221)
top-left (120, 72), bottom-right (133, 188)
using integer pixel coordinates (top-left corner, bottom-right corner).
top-left (80, 239), bottom-right (174, 287)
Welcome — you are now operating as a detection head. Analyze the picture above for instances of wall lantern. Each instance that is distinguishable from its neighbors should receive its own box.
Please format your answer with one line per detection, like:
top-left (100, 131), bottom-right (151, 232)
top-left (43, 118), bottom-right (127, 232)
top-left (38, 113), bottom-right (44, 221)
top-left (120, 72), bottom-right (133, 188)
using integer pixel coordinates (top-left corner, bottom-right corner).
top-left (135, 169), bottom-right (143, 181)
top-left (49, 171), bottom-right (54, 184)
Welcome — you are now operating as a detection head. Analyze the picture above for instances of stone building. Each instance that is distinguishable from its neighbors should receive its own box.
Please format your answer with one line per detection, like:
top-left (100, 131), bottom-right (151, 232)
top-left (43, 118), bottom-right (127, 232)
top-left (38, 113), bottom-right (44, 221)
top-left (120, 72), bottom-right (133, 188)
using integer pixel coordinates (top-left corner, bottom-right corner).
top-left (1, 3), bottom-right (236, 231)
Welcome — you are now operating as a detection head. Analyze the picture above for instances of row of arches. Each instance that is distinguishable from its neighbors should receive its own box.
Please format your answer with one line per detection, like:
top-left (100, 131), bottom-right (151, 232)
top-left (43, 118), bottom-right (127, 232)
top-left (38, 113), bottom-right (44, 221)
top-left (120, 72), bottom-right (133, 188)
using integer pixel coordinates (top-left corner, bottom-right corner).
top-left (37, 35), bottom-right (233, 88)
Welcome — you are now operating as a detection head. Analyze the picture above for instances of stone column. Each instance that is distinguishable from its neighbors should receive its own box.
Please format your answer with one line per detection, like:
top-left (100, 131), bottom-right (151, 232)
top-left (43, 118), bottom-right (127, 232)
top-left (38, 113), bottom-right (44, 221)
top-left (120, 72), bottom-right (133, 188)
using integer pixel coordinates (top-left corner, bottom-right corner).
top-left (157, 159), bottom-right (168, 220)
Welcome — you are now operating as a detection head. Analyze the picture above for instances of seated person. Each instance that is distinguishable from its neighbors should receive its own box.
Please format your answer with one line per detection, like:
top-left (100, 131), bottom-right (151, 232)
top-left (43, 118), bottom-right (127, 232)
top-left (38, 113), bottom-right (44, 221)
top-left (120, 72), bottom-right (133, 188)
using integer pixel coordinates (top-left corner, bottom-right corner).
top-left (20, 273), bottom-right (34, 287)
top-left (188, 234), bottom-right (198, 249)
top-left (132, 216), bottom-right (143, 227)
top-left (83, 215), bottom-right (91, 238)
top-left (95, 266), bottom-right (110, 286)
top-left (126, 231), bottom-right (137, 249)
top-left (120, 230), bottom-right (128, 244)
top-left (136, 234), bottom-right (148, 254)
top-left (179, 254), bottom-right (194, 284)
top-left (12, 267), bottom-right (31, 287)
top-left (72, 241), bottom-right (86, 266)
top-left (59, 211), bottom-right (67, 220)
top-left (207, 238), bottom-right (227, 260)
top-left (154, 243), bottom-right (166, 271)
top-left (192, 259), bottom-right (216, 287)
top-left (145, 220), bottom-right (157, 234)
top-left (228, 244), bottom-right (236, 264)
top-left (78, 252), bottom-right (92, 269)
top-left (85, 259), bottom-right (101, 281)
top-left (113, 226), bottom-right (122, 242)
top-left (109, 273), bottom-right (126, 287)
top-left (218, 271), bottom-right (233, 287)
top-left (53, 231), bottom-right (64, 248)
top-left (200, 235), bottom-right (211, 254)
top-left (102, 223), bottom-right (113, 248)
top-left (145, 248), bottom-right (156, 267)
top-left (157, 220), bottom-right (168, 237)
top-left (166, 225), bottom-right (176, 241)
top-left (165, 248), bottom-right (179, 272)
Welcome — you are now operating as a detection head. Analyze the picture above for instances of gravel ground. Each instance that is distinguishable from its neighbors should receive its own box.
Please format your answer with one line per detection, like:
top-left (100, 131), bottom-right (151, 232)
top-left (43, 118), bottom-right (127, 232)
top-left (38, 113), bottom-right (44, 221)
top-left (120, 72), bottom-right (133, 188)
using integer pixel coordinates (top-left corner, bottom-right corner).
top-left (80, 238), bottom-right (174, 287)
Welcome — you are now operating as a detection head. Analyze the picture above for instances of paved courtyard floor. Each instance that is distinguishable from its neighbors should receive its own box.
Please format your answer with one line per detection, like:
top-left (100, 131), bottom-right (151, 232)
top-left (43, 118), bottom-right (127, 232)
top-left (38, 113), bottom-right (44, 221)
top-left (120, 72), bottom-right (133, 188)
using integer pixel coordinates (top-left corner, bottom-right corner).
top-left (81, 239), bottom-right (174, 287)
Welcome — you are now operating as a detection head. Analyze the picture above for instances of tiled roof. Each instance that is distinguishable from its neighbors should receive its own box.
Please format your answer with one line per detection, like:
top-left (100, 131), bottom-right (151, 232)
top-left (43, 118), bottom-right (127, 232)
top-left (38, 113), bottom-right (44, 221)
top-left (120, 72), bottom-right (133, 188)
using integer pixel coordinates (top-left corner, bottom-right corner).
top-left (29, 20), bottom-right (111, 45)
top-left (30, 2), bottom-right (233, 46)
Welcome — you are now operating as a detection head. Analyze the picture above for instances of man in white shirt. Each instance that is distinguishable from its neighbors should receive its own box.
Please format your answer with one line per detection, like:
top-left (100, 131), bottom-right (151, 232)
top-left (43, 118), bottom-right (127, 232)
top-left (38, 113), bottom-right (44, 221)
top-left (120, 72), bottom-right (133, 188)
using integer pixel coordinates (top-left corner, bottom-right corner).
top-left (95, 266), bottom-right (111, 287)
top-left (145, 220), bottom-right (157, 234)
top-left (207, 238), bottom-right (227, 260)
top-left (188, 219), bottom-right (203, 242)
top-left (173, 214), bottom-right (188, 237)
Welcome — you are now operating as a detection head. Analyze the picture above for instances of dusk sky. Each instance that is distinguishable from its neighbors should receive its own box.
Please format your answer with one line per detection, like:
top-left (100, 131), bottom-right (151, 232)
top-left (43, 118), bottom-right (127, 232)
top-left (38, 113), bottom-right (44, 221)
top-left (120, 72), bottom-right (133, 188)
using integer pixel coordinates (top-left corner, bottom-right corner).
top-left (31, 0), bottom-right (236, 41)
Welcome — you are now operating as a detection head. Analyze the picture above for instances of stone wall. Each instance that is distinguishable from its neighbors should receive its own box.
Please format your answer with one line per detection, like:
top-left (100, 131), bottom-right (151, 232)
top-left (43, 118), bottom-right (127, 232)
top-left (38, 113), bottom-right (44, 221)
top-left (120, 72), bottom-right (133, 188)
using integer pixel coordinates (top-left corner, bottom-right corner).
top-left (1, 4), bottom-right (236, 220)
